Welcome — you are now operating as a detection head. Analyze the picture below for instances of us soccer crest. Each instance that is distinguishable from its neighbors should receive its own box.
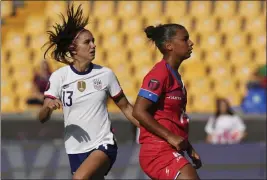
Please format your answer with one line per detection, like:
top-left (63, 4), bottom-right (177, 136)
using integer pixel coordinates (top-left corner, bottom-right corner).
top-left (93, 79), bottom-right (102, 90)
top-left (77, 81), bottom-right (86, 92)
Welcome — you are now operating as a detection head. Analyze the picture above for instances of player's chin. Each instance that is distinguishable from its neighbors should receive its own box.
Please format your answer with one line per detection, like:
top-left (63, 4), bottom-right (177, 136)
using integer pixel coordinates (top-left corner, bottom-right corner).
top-left (89, 55), bottom-right (95, 61)
top-left (182, 54), bottom-right (191, 61)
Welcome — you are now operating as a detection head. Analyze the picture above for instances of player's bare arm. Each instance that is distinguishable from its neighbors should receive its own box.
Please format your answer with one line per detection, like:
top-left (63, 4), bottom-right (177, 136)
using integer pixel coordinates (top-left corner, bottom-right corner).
top-left (113, 92), bottom-right (140, 127)
top-left (38, 98), bottom-right (62, 123)
top-left (133, 96), bottom-right (187, 151)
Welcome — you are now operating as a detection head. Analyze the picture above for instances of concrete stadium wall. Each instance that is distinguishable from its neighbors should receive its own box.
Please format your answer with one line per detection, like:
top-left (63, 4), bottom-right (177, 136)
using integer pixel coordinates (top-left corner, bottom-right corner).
top-left (1, 113), bottom-right (266, 143)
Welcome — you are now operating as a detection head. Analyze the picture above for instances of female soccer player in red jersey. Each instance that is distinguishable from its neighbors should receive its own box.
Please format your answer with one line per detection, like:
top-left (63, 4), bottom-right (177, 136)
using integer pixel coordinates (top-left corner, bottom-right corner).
top-left (133, 24), bottom-right (202, 179)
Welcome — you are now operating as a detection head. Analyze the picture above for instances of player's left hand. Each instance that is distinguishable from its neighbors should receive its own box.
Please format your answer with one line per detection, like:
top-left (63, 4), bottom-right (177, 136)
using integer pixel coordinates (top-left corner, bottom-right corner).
top-left (188, 149), bottom-right (202, 169)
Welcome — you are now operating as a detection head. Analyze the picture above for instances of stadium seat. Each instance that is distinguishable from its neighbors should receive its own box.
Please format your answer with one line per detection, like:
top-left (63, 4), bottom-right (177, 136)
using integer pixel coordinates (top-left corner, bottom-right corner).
top-left (208, 63), bottom-right (232, 81)
top-left (213, 1), bottom-right (237, 19)
top-left (9, 50), bottom-right (33, 68)
top-left (189, 1), bottom-right (212, 18)
top-left (194, 17), bottom-right (218, 34)
top-left (119, 78), bottom-right (138, 103)
top-left (165, 1), bottom-right (187, 18)
top-left (170, 16), bottom-right (193, 31)
top-left (117, 1), bottom-right (139, 19)
top-left (249, 31), bottom-right (266, 49)
top-left (126, 32), bottom-right (149, 51)
top-left (120, 17), bottom-right (144, 34)
top-left (1, 1), bottom-right (13, 18)
top-left (110, 63), bottom-right (133, 84)
top-left (4, 29), bottom-right (26, 50)
top-left (182, 61), bottom-right (207, 82)
top-left (225, 33), bottom-right (247, 50)
top-left (25, 15), bottom-right (46, 35)
top-left (213, 77), bottom-right (237, 96)
top-left (219, 17), bottom-right (243, 35)
top-left (1, 47), bottom-right (9, 66)
top-left (186, 47), bottom-right (202, 62)
top-left (15, 80), bottom-right (33, 100)
top-left (135, 64), bottom-right (153, 83)
top-left (205, 49), bottom-right (227, 64)
top-left (130, 49), bottom-right (154, 67)
top-left (12, 67), bottom-right (33, 83)
top-left (24, 1), bottom-right (46, 10)
top-left (45, 1), bottom-right (68, 24)
top-left (144, 16), bottom-right (169, 28)
top-left (235, 63), bottom-right (258, 83)
top-left (254, 48), bottom-right (266, 65)
top-left (192, 93), bottom-right (216, 113)
top-left (245, 15), bottom-right (266, 34)
top-left (229, 48), bottom-right (252, 66)
top-left (93, 1), bottom-right (115, 20)
top-left (1, 65), bottom-right (11, 80)
top-left (1, 94), bottom-right (16, 113)
top-left (106, 51), bottom-right (129, 67)
top-left (188, 76), bottom-right (212, 94)
top-left (1, 78), bottom-right (16, 113)
top-left (141, 1), bottom-right (163, 18)
top-left (29, 33), bottom-right (48, 51)
top-left (97, 17), bottom-right (119, 36)
top-left (71, 1), bottom-right (91, 18)
top-left (93, 48), bottom-right (107, 66)
top-left (199, 33), bottom-right (222, 51)
top-left (102, 33), bottom-right (124, 51)
top-left (239, 1), bottom-right (262, 20)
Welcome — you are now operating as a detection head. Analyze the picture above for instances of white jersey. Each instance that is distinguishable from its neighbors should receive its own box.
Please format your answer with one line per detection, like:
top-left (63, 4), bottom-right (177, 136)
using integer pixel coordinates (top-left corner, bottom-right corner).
top-left (44, 63), bottom-right (122, 154)
top-left (205, 114), bottom-right (246, 144)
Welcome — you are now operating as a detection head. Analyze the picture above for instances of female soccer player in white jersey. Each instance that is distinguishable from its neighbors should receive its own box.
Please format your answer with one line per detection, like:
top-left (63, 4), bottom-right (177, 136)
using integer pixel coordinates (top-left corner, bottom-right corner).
top-left (38, 4), bottom-right (139, 180)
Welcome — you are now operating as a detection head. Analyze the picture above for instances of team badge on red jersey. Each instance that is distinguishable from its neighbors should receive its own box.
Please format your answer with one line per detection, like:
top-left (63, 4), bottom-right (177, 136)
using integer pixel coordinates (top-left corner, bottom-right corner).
top-left (148, 79), bottom-right (160, 90)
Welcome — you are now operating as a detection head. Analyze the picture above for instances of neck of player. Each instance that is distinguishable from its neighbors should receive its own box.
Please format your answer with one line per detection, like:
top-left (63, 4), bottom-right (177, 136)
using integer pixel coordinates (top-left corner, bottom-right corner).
top-left (73, 60), bottom-right (91, 72)
top-left (163, 54), bottom-right (182, 71)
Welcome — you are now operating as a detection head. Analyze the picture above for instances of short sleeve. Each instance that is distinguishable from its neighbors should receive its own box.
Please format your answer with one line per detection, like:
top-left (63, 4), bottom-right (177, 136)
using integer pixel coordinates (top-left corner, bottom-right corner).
top-left (108, 70), bottom-right (122, 98)
top-left (234, 115), bottom-right (246, 131)
top-left (138, 70), bottom-right (167, 103)
top-left (205, 116), bottom-right (215, 134)
top-left (44, 71), bottom-right (61, 99)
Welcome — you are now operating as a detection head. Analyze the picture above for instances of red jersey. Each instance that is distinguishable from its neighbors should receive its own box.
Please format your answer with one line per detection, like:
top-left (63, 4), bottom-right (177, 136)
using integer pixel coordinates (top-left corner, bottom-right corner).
top-left (138, 59), bottom-right (189, 144)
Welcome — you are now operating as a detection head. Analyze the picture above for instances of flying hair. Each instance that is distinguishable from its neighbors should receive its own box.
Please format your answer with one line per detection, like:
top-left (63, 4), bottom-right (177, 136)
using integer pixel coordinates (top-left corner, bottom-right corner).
top-left (43, 4), bottom-right (89, 64)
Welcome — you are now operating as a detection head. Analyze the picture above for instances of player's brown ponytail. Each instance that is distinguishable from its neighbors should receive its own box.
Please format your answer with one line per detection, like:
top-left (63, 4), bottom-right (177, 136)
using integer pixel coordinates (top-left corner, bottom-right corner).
top-left (43, 4), bottom-right (89, 65)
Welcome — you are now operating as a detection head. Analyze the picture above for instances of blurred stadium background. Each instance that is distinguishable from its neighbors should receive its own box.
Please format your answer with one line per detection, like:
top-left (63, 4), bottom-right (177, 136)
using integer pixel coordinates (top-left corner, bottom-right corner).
top-left (1, 1), bottom-right (266, 179)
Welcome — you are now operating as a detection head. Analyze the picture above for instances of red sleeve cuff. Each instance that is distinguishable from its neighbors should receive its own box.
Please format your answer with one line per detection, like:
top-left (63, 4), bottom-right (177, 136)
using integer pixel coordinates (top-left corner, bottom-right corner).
top-left (111, 90), bottom-right (123, 99)
top-left (44, 95), bottom-right (57, 100)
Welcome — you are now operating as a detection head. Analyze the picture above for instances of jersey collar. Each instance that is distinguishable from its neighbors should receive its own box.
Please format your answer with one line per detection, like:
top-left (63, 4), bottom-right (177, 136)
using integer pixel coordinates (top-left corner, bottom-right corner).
top-left (70, 63), bottom-right (94, 75)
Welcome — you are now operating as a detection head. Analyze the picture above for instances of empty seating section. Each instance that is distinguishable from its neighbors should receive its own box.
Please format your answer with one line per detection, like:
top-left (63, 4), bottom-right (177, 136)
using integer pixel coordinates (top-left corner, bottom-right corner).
top-left (1, 1), bottom-right (266, 113)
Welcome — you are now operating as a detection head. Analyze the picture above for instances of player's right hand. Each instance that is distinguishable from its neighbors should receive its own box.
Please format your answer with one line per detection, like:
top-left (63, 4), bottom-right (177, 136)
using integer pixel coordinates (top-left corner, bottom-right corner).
top-left (46, 99), bottom-right (62, 110)
top-left (167, 134), bottom-right (188, 152)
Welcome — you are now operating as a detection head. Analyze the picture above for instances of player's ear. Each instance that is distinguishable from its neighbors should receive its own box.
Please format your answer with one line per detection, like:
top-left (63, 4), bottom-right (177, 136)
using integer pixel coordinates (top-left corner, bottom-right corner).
top-left (69, 44), bottom-right (77, 55)
top-left (165, 41), bottom-right (173, 51)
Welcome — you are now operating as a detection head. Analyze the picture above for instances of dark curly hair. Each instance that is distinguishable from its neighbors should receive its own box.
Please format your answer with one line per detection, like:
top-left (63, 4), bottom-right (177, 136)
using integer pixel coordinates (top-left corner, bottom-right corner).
top-left (43, 4), bottom-right (89, 64)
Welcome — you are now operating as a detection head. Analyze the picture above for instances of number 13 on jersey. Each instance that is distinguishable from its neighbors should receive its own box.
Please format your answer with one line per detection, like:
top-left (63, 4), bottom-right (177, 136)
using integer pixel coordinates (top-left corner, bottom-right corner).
top-left (62, 91), bottom-right (73, 106)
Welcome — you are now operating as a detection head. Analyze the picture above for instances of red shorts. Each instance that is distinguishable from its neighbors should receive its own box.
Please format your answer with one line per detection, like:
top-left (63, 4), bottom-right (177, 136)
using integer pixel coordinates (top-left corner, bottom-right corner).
top-left (139, 142), bottom-right (190, 179)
